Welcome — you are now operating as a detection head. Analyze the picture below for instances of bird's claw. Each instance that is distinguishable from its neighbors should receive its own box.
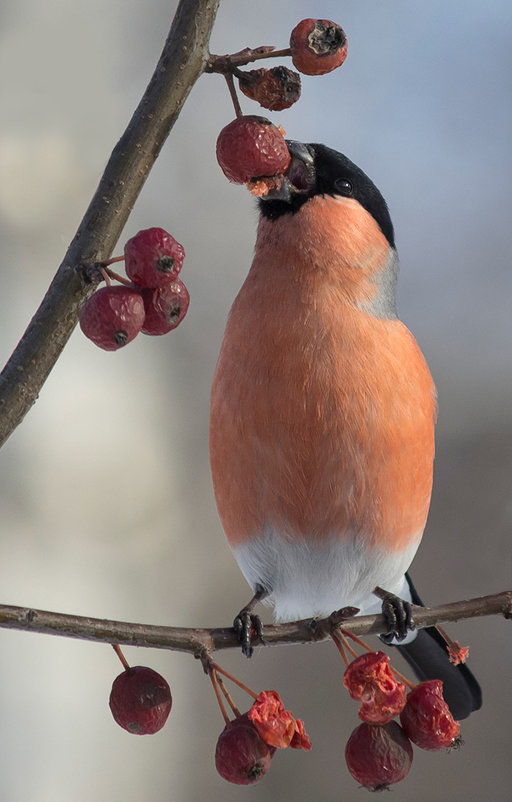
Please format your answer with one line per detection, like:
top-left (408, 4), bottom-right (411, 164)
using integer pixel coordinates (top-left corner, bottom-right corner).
top-left (379, 591), bottom-right (415, 644)
top-left (233, 609), bottom-right (264, 658)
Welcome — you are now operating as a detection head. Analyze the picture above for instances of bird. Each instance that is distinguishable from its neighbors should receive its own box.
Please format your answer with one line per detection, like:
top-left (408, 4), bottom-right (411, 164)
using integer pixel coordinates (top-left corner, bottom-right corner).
top-left (209, 141), bottom-right (481, 720)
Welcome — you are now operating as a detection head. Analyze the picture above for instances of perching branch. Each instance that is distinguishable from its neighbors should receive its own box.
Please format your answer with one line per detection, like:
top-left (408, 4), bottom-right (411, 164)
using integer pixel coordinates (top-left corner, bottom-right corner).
top-left (0, 0), bottom-right (221, 447)
top-left (0, 591), bottom-right (509, 657)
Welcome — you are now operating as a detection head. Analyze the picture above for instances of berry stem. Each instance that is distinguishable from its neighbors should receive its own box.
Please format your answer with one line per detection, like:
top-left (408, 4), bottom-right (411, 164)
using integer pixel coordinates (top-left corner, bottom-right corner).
top-left (100, 254), bottom-right (125, 267)
top-left (112, 643), bottom-right (131, 671)
top-left (103, 267), bottom-right (133, 287)
top-left (338, 628), bottom-right (375, 654)
top-left (330, 631), bottom-right (352, 667)
top-left (389, 664), bottom-right (415, 691)
top-left (209, 667), bottom-right (231, 726)
top-left (209, 660), bottom-right (258, 700)
top-left (99, 267), bottom-right (112, 287)
top-left (224, 72), bottom-right (243, 117)
top-left (207, 46), bottom-right (292, 73)
top-left (434, 625), bottom-right (469, 665)
top-left (217, 674), bottom-right (241, 717)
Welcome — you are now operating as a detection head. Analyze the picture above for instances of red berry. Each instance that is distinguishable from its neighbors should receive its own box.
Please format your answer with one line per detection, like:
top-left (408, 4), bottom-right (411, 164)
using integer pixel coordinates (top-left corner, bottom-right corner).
top-left (124, 227), bottom-right (185, 288)
top-left (238, 66), bottom-right (301, 111)
top-left (79, 285), bottom-right (145, 351)
top-left (109, 666), bottom-right (172, 735)
top-left (400, 680), bottom-right (460, 751)
top-left (216, 116), bottom-right (291, 184)
top-left (215, 713), bottom-right (272, 785)
top-left (290, 19), bottom-right (348, 76)
top-left (141, 278), bottom-right (190, 335)
top-left (343, 651), bottom-right (407, 724)
top-left (345, 721), bottom-right (413, 791)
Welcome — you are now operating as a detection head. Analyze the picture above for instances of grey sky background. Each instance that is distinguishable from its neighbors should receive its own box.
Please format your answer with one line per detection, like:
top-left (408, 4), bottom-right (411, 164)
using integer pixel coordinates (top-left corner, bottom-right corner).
top-left (0, 2), bottom-right (511, 800)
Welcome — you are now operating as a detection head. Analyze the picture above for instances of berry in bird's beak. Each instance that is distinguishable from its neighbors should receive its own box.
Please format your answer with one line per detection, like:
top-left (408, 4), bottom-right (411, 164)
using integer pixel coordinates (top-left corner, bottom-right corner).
top-left (258, 140), bottom-right (315, 203)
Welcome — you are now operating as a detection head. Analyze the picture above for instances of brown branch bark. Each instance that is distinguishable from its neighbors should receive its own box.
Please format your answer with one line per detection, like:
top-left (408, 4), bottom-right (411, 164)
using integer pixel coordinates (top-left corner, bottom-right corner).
top-left (0, 0), bottom-right (221, 447)
top-left (0, 591), bottom-right (509, 657)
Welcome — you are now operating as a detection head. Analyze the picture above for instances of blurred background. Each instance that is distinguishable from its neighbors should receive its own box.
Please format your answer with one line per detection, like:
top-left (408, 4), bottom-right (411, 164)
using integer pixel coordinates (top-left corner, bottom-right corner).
top-left (0, 1), bottom-right (511, 800)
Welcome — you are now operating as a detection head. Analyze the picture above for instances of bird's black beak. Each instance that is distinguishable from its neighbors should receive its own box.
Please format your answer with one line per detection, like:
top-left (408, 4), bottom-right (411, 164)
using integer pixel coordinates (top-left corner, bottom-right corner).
top-left (259, 141), bottom-right (315, 203)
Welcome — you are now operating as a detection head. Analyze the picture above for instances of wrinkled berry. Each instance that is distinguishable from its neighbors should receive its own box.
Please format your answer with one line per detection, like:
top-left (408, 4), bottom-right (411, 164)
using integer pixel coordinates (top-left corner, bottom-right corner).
top-left (343, 651), bottom-right (407, 724)
top-left (345, 721), bottom-right (413, 791)
top-left (400, 680), bottom-right (460, 751)
top-left (141, 278), bottom-right (190, 335)
top-left (124, 227), bottom-right (185, 288)
top-left (215, 713), bottom-right (272, 785)
top-left (290, 19), bottom-right (348, 76)
top-left (238, 66), bottom-right (301, 111)
top-left (109, 666), bottom-right (172, 735)
top-left (216, 116), bottom-right (291, 184)
top-left (79, 285), bottom-right (145, 351)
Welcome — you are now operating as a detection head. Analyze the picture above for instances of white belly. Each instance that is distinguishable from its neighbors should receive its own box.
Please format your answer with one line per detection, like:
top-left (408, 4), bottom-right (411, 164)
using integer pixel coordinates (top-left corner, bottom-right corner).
top-left (233, 527), bottom-right (421, 622)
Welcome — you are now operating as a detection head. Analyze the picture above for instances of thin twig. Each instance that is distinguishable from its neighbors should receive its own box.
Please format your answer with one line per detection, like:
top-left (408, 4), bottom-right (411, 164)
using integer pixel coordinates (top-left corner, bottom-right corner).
top-left (0, 591), bottom-right (509, 655)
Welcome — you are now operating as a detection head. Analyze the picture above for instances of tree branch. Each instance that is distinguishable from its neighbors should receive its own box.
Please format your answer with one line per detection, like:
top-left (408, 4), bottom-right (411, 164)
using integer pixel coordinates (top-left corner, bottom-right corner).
top-left (0, 0), bottom-right (221, 447)
top-left (0, 591), bottom-right (509, 657)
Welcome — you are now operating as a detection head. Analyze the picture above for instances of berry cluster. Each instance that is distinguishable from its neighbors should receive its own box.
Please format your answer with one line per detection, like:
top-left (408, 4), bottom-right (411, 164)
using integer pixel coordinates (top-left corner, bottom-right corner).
top-left (338, 644), bottom-right (461, 790)
top-left (106, 636), bottom-right (466, 790)
top-left (80, 227), bottom-right (189, 351)
top-left (209, 662), bottom-right (311, 786)
top-left (215, 18), bottom-right (348, 192)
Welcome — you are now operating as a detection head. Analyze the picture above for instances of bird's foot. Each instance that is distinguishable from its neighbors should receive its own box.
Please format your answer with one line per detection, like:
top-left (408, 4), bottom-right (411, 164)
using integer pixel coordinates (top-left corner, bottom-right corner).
top-left (374, 586), bottom-right (416, 644)
top-left (233, 585), bottom-right (268, 658)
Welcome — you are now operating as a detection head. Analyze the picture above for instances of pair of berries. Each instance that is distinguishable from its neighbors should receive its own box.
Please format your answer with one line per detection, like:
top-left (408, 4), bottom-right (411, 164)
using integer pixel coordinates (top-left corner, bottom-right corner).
top-left (80, 227), bottom-right (189, 351)
top-left (238, 18), bottom-right (348, 112)
top-left (342, 651), bottom-right (460, 790)
top-left (215, 689), bottom-right (311, 786)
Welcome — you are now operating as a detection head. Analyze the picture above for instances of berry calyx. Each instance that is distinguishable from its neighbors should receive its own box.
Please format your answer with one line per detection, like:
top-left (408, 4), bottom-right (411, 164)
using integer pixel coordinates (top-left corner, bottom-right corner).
top-left (290, 19), bottom-right (348, 76)
top-left (343, 651), bottom-right (407, 724)
top-left (141, 278), bottom-right (190, 335)
top-left (345, 721), bottom-right (413, 791)
top-left (124, 227), bottom-right (185, 288)
top-left (238, 66), bottom-right (301, 111)
top-left (400, 680), bottom-right (460, 751)
top-left (215, 713), bottom-right (272, 785)
top-left (216, 116), bottom-right (291, 184)
top-left (109, 666), bottom-right (172, 735)
top-left (79, 285), bottom-right (145, 351)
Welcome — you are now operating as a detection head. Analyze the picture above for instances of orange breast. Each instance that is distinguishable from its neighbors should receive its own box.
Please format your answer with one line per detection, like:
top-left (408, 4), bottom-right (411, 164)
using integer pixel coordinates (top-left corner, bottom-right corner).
top-left (209, 197), bottom-right (436, 554)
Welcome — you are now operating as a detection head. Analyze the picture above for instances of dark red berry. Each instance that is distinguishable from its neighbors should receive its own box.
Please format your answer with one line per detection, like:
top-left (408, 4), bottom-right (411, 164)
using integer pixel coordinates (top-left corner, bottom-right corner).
top-left (345, 721), bottom-right (413, 791)
top-left (79, 285), bottom-right (145, 351)
top-left (216, 116), bottom-right (291, 184)
top-left (238, 66), bottom-right (301, 111)
top-left (290, 19), bottom-right (348, 76)
top-left (109, 666), bottom-right (172, 735)
top-left (400, 680), bottom-right (460, 751)
top-left (215, 713), bottom-right (272, 785)
top-left (124, 227), bottom-right (185, 288)
top-left (140, 278), bottom-right (190, 335)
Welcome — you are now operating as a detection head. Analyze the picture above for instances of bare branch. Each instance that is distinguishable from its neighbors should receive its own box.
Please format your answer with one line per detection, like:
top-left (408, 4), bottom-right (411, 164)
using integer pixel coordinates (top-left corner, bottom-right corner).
top-left (0, 591), bottom-right (509, 657)
top-left (0, 0), bottom-right (221, 447)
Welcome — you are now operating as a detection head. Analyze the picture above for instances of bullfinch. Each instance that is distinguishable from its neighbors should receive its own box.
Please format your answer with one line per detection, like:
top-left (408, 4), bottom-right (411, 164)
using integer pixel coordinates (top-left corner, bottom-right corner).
top-left (209, 142), bottom-right (481, 719)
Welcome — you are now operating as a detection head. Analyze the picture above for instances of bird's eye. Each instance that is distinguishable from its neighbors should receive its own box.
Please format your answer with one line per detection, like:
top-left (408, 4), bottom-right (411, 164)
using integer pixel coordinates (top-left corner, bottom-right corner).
top-left (335, 178), bottom-right (353, 196)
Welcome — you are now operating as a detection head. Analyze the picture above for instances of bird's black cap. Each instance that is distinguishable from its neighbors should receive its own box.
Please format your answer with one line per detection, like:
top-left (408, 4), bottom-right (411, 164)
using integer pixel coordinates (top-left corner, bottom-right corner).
top-left (259, 142), bottom-right (395, 249)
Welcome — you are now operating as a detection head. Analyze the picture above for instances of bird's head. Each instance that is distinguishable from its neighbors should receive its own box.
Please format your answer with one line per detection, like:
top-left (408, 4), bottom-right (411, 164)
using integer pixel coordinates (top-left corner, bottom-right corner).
top-left (259, 142), bottom-right (395, 250)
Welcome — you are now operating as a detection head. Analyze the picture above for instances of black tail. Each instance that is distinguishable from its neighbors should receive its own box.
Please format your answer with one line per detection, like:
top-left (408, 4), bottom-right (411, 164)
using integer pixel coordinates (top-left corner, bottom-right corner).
top-left (395, 574), bottom-right (482, 721)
